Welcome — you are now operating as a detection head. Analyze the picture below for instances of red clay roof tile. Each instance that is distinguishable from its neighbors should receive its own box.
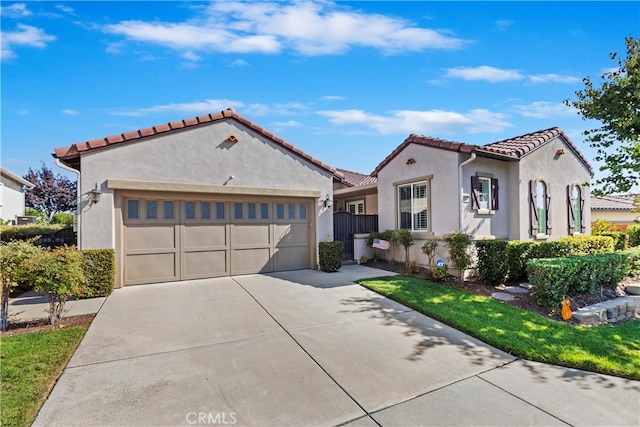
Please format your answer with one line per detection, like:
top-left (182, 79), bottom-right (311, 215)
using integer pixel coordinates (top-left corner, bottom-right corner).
top-left (337, 168), bottom-right (377, 187)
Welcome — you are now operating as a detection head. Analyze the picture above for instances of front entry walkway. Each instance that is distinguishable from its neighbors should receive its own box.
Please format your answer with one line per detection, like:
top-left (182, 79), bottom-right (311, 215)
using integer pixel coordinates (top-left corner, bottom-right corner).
top-left (34, 266), bottom-right (640, 426)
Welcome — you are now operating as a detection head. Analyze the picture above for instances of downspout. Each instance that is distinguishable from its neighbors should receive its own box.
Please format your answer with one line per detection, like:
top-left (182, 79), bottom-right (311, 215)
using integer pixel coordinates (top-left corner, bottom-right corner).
top-left (54, 159), bottom-right (81, 249)
top-left (458, 153), bottom-right (477, 232)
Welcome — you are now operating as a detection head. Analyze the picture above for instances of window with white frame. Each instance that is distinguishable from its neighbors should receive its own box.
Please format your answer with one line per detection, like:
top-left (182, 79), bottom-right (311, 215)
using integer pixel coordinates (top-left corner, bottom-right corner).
top-left (398, 181), bottom-right (428, 231)
top-left (568, 184), bottom-right (584, 234)
top-left (529, 179), bottom-right (551, 236)
top-left (471, 175), bottom-right (499, 211)
top-left (346, 200), bottom-right (365, 215)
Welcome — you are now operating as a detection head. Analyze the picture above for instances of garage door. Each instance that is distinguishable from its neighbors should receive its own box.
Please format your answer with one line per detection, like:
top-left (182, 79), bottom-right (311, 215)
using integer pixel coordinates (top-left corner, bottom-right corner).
top-left (123, 197), bottom-right (311, 285)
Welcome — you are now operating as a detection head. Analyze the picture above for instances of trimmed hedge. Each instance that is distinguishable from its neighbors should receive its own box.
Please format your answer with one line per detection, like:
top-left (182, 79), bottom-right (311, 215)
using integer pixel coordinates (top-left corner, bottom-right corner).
top-left (527, 252), bottom-right (629, 308)
top-left (476, 235), bottom-right (617, 284)
top-left (0, 224), bottom-right (64, 241)
top-left (629, 224), bottom-right (640, 248)
top-left (475, 240), bottom-right (509, 286)
top-left (81, 249), bottom-right (115, 297)
top-left (594, 231), bottom-right (628, 250)
top-left (319, 241), bottom-right (344, 272)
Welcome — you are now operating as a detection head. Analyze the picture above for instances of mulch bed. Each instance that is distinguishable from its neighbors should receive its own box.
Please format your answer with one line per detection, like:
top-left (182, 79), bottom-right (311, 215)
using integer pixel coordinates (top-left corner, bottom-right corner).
top-left (0, 314), bottom-right (95, 337)
top-left (363, 260), bottom-right (634, 324)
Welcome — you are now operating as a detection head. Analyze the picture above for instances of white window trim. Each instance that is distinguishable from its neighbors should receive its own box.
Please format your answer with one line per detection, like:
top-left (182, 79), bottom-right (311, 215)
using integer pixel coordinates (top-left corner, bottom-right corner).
top-left (397, 180), bottom-right (429, 232)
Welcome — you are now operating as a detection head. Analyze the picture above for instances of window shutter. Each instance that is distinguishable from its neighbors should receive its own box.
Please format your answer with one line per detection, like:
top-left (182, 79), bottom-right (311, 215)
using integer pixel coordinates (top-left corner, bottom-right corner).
top-left (567, 185), bottom-right (575, 234)
top-left (491, 178), bottom-right (499, 210)
top-left (546, 185), bottom-right (552, 234)
top-left (529, 180), bottom-right (538, 235)
top-left (470, 176), bottom-right (480, 210)
top-left (580, 188), bottom-right (586, 233)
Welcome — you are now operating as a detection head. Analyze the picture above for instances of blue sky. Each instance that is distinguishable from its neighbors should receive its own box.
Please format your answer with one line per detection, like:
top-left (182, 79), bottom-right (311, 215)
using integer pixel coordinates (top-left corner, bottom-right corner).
top-left (1, 1), bottom-right (638, 188)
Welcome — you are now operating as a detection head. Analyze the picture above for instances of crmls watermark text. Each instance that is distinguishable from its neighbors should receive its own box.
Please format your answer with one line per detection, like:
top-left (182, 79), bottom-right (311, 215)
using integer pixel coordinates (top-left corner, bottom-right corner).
top-left (186, 412), bottom-right (237, 425)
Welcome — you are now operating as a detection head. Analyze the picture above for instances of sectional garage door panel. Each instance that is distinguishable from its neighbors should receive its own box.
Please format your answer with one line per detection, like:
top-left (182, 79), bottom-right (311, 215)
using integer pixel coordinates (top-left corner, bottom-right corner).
top-left (123, 197), bottom-right (312, 285)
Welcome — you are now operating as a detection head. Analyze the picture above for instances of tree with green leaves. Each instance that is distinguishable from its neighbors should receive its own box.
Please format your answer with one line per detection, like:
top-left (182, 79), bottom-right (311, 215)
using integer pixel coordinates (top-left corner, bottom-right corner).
top-left (565, 36), bottom-right (639, 195)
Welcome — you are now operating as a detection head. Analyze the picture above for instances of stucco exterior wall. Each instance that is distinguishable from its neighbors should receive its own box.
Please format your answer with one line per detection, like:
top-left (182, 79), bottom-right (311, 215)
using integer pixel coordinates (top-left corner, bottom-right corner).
top-left (376, 143), bottom-right (460, 237)
top-left (460, 156), bottom-right (510, 239)
top-left (516, 136), bottom-right (592, 240)
top-left (591, 211), bottom-right (639, 231)
top-left (77, 119), bottom-right (334, 251)
top-left (0, 178), bottom-right (27, 222)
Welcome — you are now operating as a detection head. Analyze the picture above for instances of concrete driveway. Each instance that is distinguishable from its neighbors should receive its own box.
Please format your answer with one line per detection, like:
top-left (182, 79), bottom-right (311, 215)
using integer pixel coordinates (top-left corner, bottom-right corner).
top-left (35, 266), bottom-right (639, 426)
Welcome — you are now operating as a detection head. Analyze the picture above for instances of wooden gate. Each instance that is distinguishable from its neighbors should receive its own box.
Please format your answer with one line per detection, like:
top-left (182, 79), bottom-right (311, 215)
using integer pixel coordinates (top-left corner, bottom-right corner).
top-left (333, 212), bottom-right (378, 261)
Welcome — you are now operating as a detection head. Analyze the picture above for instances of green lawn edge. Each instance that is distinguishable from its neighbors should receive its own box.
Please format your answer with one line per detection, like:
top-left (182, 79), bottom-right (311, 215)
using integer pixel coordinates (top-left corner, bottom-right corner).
top-left (358, 275), bottom-right (640, 380)
top-left (1, 326), bottom-right (88, 427)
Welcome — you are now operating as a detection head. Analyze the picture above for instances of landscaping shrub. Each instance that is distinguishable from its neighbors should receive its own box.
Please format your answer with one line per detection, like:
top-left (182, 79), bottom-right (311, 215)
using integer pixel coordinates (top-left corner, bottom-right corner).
top-left (506, 241), bottom-right (537, 282)
top-left (391, 229), bottom-right (414, 270)
top-left (421, 240), bottom-right (438, 266)
top-left (629, 224), bottom-right (640, 247)
top-left (26, 246), bottom-right (87, 324)
top-left (51, 212), bottom-right (74, 227)
top-left (475, 240), bottom-right (509, 286)
top-left (430, 265), bottom-right (449, 282)
top-left (623, 247), bottom-right (640, 277)
top-left (535, 235), bottom-right (614, 258)
top-left (594, 231), bottom-right (627, 250)
top-left (527, 252), bottom-right (630, 307)
top-left (0, 240), bottom-right (42, 331)
top-left (443, 231), bottom-right (473, 285)
top-left (0, 224), bottom-right (64, 242)
top-left (81, 249), bottom-right (115, 297)
top-left (318, 241), bottom-right (344, 272)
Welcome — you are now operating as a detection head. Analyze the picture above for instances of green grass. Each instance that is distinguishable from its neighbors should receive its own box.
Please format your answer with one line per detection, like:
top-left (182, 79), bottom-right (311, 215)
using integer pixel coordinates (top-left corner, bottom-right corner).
top-left (359, 275), bottom-right (640, 380)
top-left (1, 327), bottom-right (88, 427)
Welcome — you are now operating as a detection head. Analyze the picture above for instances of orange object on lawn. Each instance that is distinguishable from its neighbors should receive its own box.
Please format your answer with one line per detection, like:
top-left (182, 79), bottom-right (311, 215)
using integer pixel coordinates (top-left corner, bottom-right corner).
top-left (561, 297), bottom-right (572, 321)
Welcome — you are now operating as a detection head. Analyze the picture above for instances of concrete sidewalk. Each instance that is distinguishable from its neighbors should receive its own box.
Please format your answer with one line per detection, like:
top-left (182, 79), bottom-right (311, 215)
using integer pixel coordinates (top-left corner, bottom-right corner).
top-left (34, 265), bottom-right (640, 426)
top-left (7, 290), bottom-right (106, 323)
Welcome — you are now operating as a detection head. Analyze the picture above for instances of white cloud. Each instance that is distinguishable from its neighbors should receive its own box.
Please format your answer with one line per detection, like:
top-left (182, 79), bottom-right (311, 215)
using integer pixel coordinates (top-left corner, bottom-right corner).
top-left (182, 51), bottom-right (201, 61)
top-left (0, 3), bottom-right (32, 18)
top-left (104, 1), bottom-right (468, 57)
top-left (62, 109), bottom-right (80, 115)
top-left (322, 95), bottom-right (345, 101)
top-left (495, 19), bottom-right (513, 31)
top-left (528, 73), bottom-right (581, 84)
top-left (229, 58), bottom-right (249, 67)
top-left (54, 4), bottom-right (75, 14)
top-left (318, 108), bottom-right (512, 134)
top-left (105, 41), bottom-right (123, 54)
top-left (512, 101), bottom-right (576, 119)
top-left (272, 120), bottom-right (302, 127)
top-left (445, 66), bottom-right (524, 83)
top-left (1, 24), bottom-right (56, 61)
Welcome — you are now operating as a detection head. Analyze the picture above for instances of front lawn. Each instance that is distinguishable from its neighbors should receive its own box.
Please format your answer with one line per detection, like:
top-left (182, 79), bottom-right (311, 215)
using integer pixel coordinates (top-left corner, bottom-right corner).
top-left (359, 275), bottom-right (640, 380)
top-left (1, 327), bottom-right (88, 427)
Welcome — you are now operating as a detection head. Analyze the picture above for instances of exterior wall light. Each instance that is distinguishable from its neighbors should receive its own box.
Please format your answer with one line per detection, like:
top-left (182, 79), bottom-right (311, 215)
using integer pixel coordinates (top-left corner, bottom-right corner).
top-left (89, 185), bottom-right (101, 204)
top-left (323, 194), bottom-right (333, 208)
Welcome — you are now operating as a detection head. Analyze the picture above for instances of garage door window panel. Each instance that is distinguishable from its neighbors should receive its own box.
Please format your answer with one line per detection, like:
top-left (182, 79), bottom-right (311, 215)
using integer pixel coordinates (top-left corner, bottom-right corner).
top-left (146, 200), bottom-right (157, 219)
top-left (201, 202), bottom-right (211, 219)
top-left (276, 203), bottom-right (285, 219)
top-left (261, 203), bottom-right (269, 219)
top-left (164, 201), bottom-right (174, 219)
top-left (127, 200), bottom-right (139, 220)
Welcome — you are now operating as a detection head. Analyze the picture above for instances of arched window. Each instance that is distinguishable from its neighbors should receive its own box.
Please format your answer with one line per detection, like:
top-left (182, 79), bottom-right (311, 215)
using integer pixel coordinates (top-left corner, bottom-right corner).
top-left (536, 181), bottom-right (547, 235)
top-left (529, 179), bottom-right (552, 237)
top-left (568, 184), bottom-right (585, 234)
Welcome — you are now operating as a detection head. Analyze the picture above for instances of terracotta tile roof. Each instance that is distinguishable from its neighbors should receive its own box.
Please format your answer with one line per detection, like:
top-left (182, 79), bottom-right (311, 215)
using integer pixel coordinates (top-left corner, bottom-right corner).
top-left (590, 194), bottom-right (638, 211)
top-left (336, 168), bottom-right (377, 187)
top-left (372, 127), bottom-right (594, 177)
top-left (53, 109), bottom-right (342, 178)
top-left (477, 127), bottom-right (594, 176)
top-left (372, 134), bottom-right (475, 176)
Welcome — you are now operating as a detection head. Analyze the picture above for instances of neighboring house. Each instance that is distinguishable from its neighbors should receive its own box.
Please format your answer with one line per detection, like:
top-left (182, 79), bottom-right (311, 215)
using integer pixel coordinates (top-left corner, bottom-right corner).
top-left (0, 168), bottom-right (35, 224)
top-left (372, 127), bottom-right (594, 263)
top-left (53, 109), bottom-right (341, 287)
top-left (591, 194), bottom-right (639, 231)
top-left (333, 168), bottom-right (378, 215)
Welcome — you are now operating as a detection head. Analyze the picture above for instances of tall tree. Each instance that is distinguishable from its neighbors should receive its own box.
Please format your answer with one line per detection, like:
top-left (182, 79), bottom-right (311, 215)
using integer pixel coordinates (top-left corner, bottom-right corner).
top-left (23, 163), bottom-right (76, 218)
top-left (565, 36), bottom-right (640, 195)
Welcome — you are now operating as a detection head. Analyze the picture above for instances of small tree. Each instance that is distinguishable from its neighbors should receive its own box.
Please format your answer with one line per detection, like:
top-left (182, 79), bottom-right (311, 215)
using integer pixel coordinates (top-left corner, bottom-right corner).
top-left (27, 246), bottom-right (86, 324)
top-left (392, 229), bottom-right (415, 271)
top-left (0, 240), bottom-right (41, 331)
top-left (421, 240), bottom-right (438, 266)
top-left (24, 163), bottom-right (76, 219)
top-left (592, 218), bottom-right (617, 233)
top-left (444, 231), bottom-right (473, 285)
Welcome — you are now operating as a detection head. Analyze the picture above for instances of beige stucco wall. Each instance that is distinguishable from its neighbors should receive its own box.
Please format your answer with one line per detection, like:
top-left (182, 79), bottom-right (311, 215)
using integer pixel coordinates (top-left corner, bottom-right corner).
top-left (516, 136), bottom-right (592, 240)
top-left (76, 119), bottom-right (334, 258)
top-left (591, 211), bottom-right (639, 231)
top-left (460, 156), bottom-right (510, 239)
top-left (0, 177), bottom-right (27, 222)
top-left (376, 143), bottom-right (461, 237)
